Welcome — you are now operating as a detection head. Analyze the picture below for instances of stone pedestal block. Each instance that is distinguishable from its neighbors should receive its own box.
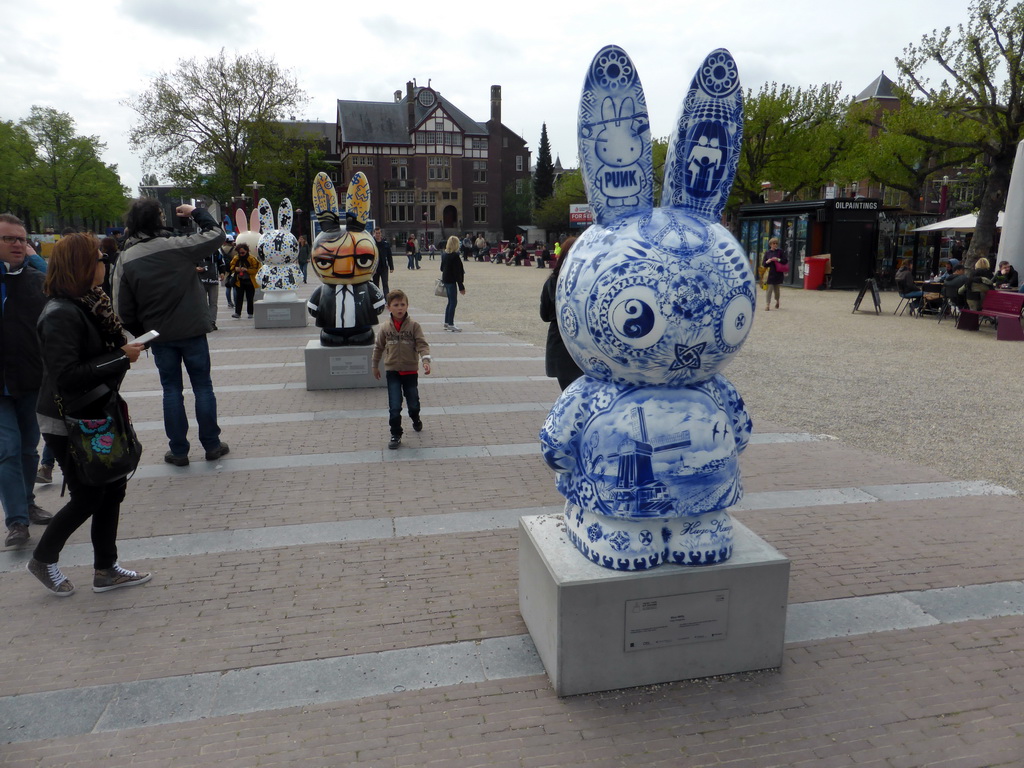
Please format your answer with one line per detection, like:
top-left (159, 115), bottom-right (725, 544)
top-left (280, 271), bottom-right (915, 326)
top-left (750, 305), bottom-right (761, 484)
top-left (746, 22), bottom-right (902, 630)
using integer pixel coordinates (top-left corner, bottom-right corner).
top-left (304, 340), bottom-right (384, 390)
top-left (253, 300), bottom-right (308, 328)
top-left (519, 514), bottom-right (789, 697)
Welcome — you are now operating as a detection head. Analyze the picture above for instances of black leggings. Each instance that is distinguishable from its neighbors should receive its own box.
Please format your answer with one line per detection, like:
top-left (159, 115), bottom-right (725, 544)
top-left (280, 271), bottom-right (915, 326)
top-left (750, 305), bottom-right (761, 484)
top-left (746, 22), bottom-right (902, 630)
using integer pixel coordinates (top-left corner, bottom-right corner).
top-left (235, 282), bottom-right (255, 315)
top-left (33, 434), bottom-right (125, 569)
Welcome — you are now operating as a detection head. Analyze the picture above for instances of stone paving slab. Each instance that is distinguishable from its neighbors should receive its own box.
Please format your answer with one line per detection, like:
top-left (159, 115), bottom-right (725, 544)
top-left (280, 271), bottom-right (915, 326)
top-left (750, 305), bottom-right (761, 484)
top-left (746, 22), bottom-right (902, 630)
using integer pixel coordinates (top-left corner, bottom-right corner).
top-left (3, 618), bottom-right (1022, 766)
top-left (3, 291), bottom-right (1024, 766)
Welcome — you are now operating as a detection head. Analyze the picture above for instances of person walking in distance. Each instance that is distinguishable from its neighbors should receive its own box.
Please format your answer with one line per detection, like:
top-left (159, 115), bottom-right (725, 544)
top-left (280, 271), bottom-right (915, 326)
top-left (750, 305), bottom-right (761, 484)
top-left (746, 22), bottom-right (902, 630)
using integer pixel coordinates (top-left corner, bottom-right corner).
top-left (372, 227), bottom-right (394, 296)
top-left (440, 235), bottom-right (466, 331)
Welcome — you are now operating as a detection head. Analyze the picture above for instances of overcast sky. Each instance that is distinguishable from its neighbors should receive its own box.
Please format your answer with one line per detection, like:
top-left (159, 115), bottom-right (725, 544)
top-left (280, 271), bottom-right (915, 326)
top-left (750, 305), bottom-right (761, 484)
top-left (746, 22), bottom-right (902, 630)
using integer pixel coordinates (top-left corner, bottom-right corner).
top-left (4, 0), bottom-right (973, 195)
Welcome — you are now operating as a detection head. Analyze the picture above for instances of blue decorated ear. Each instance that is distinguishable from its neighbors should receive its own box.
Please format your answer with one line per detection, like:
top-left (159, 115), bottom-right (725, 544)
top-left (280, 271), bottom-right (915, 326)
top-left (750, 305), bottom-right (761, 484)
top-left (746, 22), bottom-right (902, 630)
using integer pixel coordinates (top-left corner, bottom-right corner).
top-left (578, 45), bottom-right (653, 226)
top-left (661, 49), bottom-right (743, 222)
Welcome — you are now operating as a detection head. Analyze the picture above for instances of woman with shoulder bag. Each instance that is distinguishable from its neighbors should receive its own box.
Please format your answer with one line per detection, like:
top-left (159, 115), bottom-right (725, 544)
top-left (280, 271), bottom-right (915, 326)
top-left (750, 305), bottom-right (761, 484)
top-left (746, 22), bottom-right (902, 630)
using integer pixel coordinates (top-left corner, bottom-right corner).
top-left (228, 243), bottom-right (260, 318)
top-left (761, 237), bottom-right (788, 311)
top-left (28, 233), bottom-right (151, 597)
top-left (440, 235), bottom-right (466, 331)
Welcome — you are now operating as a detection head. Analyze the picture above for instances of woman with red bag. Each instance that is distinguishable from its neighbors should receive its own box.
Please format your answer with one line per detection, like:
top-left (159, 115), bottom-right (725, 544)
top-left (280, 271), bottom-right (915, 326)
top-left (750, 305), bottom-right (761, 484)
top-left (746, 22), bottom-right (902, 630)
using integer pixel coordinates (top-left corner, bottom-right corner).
top-left (762, 238), bottom-right (788, 311)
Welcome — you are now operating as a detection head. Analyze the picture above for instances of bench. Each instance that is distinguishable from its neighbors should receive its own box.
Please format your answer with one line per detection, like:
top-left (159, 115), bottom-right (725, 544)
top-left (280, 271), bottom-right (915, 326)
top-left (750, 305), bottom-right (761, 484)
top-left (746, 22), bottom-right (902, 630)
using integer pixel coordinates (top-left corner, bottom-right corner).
top-left (956, 289), bottom-right (1024, 340)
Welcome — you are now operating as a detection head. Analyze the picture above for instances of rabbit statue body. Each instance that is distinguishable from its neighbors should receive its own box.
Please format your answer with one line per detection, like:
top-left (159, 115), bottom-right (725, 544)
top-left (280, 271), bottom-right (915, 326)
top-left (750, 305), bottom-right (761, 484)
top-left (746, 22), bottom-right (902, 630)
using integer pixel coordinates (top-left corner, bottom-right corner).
top-left (255, 197), bottom-right (302, 301)
top-left (539, 46), bottom-right (755, 571)
top-left (307, 172), bottom-right (385, 346)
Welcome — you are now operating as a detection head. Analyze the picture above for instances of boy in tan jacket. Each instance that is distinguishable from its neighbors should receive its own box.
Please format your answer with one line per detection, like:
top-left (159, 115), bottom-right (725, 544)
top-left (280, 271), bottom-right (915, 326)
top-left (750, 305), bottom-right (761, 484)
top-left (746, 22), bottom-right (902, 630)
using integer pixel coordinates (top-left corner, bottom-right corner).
top-left (372, 290), bottom-right (431, 449)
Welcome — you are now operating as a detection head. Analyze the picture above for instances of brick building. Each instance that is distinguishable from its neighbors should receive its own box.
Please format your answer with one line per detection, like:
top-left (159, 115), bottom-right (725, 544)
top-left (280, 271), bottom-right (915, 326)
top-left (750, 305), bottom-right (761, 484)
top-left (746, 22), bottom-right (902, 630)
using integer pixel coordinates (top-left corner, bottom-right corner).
top-left (334, 81), bottom-right (532, 248)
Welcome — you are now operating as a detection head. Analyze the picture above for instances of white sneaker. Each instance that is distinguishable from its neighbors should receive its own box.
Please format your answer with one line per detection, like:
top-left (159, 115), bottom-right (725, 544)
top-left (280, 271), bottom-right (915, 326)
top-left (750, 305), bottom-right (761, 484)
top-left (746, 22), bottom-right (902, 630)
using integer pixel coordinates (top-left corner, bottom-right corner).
top-left (443, 323), bottom-right (451, 330)
top-left (449, 325), bottom-right (462, 332)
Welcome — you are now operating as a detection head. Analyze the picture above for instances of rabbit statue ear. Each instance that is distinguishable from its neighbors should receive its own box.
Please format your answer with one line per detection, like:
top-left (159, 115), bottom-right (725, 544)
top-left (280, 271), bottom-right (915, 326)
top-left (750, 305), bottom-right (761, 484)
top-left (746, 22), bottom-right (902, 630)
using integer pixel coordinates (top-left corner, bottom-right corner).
top-left (662, 48), bottom-right (743, 222)
top-left (578, 45), bottom-right (653, 226)
top-left (312, 171), bottom-right (341, 231)
top-left (235, 208), bottom-right (248, 234)
top-left (249, 209), bottom-right (260, 235)
top-left (345, 172), bottom-right (371, 230)
top-left (257, 198), bottom-right (274, 234)
top-left (278, 199), bottom-right (294, 233)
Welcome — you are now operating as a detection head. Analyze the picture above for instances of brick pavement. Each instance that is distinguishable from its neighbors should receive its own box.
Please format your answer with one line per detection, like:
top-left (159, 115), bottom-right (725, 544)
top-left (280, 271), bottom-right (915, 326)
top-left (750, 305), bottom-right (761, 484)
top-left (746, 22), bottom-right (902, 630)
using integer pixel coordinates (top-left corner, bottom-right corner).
top-left (1, 279), bottom-right (1022, 767)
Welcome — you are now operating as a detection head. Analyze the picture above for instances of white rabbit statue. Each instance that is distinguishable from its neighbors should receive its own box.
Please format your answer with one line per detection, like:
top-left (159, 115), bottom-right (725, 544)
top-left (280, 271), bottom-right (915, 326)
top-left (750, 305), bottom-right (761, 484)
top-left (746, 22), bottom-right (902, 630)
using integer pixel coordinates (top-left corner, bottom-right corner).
top-left (539, 46), bottom-right (754, 571)
top-left (255, 197), bottom-right (302, 301)
top-left (234, 208), bottom-right (261, 256)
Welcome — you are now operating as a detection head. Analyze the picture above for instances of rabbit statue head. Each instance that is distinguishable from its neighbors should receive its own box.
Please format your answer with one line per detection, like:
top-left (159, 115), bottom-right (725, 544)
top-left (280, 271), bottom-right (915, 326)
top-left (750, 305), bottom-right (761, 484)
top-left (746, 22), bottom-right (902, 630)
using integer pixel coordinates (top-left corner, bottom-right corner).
top-left (234, 208), bottom-right (261, 256)
top-left (558, 46), bottom-right (754, 389)
top-left (310, 171), bottom-right (378, 287)
top-left (255, 197), bottom-right (302, 296)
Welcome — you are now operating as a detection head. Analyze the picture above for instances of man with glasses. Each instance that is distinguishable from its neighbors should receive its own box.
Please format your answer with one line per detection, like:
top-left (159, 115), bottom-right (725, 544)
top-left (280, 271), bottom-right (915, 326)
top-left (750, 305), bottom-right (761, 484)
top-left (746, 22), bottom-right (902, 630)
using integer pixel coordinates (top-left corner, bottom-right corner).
top-left (0, 213), bottom-right (53, 548)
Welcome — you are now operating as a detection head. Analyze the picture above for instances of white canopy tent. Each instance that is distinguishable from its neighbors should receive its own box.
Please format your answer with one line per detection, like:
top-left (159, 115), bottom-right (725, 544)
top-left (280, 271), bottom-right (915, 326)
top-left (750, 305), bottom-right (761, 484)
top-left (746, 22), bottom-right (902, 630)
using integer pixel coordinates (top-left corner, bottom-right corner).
top-left (911, 211), bottom-right (1004, 233)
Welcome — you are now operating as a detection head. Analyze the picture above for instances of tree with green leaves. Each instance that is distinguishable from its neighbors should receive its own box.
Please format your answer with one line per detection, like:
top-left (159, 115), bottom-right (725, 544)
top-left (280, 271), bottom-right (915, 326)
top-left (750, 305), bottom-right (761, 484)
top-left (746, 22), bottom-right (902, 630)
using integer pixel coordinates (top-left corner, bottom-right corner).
top-left (897, 0), bottom-right (1024, 262)
top-left (849, 97), bottom-right (983, 214)
top-left (534, 170), bottom-right (586, 233)
top-left (533, 123), bottom-right (554, 204)
top-left (503, 181), bottom-right (534, 239)
top-left (730, 81), bottom-right (860, 212)
top-left (0, 120), bottom-right (40, 218)
top-left (125, 49), bottom-right (307, 197)
top-left (15, 106), bottom-right (127, 230)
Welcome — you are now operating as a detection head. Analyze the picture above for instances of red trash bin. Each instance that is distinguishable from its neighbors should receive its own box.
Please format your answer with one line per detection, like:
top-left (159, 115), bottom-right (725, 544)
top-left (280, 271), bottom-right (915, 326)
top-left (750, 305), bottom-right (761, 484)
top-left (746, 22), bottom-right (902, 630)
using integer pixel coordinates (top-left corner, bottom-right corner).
top-left (804, 256), bottom-right (828, 290)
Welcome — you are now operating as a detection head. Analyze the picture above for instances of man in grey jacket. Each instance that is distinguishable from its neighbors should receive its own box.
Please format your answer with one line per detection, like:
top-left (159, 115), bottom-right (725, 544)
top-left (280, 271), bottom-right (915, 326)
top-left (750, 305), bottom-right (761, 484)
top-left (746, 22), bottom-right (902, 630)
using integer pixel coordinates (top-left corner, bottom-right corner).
top-left (113, 200), bottom-right (229, 467)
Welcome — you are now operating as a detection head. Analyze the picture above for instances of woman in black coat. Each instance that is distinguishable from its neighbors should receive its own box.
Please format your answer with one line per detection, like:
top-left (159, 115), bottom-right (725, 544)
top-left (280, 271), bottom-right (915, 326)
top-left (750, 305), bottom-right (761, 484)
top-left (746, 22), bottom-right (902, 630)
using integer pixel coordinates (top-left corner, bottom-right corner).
top-left (440, 236), bottom-right (466, 332)
top-left (29, 233), bottom-right (151, 597)
top-left (540, 237), bottom-right (583, 390)
top-left (761, 237), bottom-right (788, 311)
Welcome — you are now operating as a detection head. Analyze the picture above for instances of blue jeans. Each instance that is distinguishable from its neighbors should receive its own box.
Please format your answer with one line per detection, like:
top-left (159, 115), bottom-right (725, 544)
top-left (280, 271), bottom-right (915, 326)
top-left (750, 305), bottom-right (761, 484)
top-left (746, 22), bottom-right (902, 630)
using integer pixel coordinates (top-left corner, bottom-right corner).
top-left (0, 391), bottom-right (39, 527)
top-left (386, 371), bottom-right (420, 437)
top-left (151, 335), bottom-right (221, 455)
top-left (444, 282), bottom-right (458, 325)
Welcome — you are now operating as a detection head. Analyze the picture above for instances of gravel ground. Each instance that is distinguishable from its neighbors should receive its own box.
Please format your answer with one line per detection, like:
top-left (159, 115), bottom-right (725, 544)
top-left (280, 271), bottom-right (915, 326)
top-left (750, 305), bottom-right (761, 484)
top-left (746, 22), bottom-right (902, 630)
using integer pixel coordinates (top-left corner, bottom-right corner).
top-left (395, 258), bottom-right (1024, 496)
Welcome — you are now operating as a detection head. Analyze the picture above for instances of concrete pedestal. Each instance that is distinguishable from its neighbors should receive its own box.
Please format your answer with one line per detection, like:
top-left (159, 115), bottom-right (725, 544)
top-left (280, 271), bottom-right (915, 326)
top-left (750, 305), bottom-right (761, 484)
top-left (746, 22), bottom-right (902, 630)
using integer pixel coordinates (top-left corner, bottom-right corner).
top-left (304, 340), bottom-right (384, 390)
top-left (519, 514), bottom-right (790, 697)
top-left (253, 299), bottom-right (307, 328)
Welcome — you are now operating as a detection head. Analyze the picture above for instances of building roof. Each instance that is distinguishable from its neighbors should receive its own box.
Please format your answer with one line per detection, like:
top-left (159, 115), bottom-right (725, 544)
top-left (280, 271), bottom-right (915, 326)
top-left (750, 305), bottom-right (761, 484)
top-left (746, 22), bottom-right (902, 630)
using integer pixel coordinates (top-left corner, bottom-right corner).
top-left (337, 100), bottom-right (412, 145)
top-left (337, 86), bottom-right (488, 146)
top-left (855, 72), bottom-right (899, 103)
top-left (279, 120), bottom-right (337, 154)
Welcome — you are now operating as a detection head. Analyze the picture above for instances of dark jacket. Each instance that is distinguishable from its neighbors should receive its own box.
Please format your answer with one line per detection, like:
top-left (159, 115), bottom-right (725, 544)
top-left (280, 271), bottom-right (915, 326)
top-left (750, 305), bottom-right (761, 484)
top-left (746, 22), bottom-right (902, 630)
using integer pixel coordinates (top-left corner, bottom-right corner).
top-left (440, 251), bottom-right (465, 289)
top-left (113, 207), bottom-right (225, 340)
top-left (1, 263), bottom-right (47, 396)
top-left (540, 272), bottom-right (583, 385)
top-left (762, 249), bottom-right (788, 286)
top-left (307, 282), bottom-right (385, 329)
top-left (374, 238), bottom-right (394, 279)
top-left (994, 267), bottom-right (1019, 288)
top-left (36, 298), bottom-right (130, 421)
top-left (895, 266), bottom-right (918, 295)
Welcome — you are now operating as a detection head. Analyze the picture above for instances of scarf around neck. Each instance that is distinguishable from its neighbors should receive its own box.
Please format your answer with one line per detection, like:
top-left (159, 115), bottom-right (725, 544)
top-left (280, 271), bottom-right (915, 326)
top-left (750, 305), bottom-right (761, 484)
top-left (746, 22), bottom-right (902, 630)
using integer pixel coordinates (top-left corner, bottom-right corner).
top-left (73, 286), bottom-right (126, 351)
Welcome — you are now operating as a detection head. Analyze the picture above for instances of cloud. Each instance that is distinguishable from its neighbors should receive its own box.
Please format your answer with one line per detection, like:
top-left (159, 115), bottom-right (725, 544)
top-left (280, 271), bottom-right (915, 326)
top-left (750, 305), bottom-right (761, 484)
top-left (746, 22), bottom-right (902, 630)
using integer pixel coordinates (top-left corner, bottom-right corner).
top-left (119, 0), bottom-right (256, 42)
